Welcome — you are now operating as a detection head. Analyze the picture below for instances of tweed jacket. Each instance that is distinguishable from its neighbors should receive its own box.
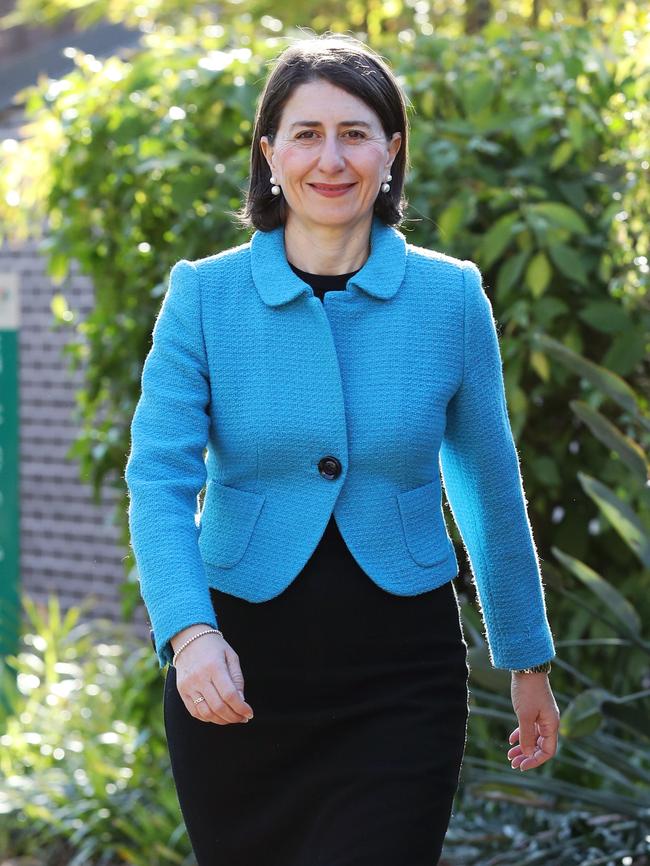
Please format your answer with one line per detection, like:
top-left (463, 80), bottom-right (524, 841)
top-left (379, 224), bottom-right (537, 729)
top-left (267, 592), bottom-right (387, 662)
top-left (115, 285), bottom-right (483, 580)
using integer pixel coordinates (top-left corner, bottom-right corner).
top-left (124, 215), bottom-right (556, 670)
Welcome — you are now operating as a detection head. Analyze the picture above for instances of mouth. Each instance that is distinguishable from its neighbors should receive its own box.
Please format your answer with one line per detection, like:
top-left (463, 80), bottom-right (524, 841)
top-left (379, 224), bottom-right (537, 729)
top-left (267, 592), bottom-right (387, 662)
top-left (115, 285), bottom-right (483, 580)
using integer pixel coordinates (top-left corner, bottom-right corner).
top-left (309, 183), bottom-right (357, 190)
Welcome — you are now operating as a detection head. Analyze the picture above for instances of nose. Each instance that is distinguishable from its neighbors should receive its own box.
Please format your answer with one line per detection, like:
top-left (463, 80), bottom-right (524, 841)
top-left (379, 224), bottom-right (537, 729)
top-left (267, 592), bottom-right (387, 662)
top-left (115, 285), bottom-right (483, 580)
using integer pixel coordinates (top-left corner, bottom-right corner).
top-left (317, 136), bottom-right (347, 172)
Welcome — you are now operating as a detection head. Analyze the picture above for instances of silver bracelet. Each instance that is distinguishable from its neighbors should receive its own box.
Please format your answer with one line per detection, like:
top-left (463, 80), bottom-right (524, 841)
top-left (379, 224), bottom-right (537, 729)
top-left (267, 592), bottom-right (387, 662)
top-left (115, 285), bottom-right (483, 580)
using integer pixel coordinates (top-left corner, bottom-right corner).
top-left (172, 628), bottom-right (223, 667)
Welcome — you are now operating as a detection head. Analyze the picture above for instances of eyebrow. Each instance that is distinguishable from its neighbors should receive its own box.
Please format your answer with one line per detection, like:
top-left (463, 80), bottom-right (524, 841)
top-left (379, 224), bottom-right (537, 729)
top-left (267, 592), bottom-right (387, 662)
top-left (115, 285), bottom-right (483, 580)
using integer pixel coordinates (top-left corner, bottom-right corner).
top-left (288, 120), bottom-right (373, 130)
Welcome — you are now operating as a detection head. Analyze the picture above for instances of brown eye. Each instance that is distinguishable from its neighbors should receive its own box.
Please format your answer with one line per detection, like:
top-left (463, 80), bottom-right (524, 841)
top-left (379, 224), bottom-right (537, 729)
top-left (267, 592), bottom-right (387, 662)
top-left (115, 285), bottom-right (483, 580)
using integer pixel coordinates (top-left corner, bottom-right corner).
top-left (295, 130), bottom-right (366, 140)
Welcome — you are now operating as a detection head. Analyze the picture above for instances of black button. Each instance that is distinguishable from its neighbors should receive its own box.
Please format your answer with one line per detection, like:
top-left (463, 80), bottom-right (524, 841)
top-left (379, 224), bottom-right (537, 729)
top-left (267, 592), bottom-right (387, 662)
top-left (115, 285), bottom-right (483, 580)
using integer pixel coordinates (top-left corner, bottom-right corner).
top-left (318, 455), bottom-right (342, 480)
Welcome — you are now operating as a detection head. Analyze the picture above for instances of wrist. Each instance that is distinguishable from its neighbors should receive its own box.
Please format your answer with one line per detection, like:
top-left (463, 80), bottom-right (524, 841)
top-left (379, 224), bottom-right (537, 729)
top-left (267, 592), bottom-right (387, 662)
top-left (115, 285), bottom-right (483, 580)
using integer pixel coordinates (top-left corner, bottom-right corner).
top-left (511, 670), bottom-right (549, 676)
top-left (171, 623), bottom-right (217, 654)
top-left (510, 660), bottom-right (552, 675)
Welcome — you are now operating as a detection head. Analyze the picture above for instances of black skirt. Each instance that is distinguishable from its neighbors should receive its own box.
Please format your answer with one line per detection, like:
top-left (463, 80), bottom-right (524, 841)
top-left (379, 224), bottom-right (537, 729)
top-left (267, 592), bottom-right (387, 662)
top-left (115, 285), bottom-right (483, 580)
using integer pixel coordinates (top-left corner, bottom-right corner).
top-left (163, 514), bottom-right (470, 866)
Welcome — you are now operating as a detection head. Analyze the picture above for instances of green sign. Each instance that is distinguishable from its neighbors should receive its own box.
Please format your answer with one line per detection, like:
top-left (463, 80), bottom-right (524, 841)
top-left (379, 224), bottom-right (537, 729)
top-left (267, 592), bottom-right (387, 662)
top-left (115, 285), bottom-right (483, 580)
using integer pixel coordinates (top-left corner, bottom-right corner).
top-left (0, 271), bottom-right (19, 660)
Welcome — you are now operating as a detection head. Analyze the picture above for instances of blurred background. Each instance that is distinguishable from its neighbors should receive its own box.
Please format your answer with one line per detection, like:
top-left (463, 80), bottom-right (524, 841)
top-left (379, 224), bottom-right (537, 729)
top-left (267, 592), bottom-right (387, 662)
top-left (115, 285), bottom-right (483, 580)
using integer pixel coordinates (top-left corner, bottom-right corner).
top-left (0, 1), bottom-right (648, 863)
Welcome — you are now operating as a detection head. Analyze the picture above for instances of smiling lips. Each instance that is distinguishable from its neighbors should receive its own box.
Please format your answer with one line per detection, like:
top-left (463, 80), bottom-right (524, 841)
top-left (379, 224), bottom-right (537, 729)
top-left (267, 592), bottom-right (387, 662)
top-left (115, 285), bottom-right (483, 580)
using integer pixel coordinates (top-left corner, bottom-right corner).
top-left (309, 183), bottom-right (356, 190)
top-left (309, 182), bottom-right (357, 198)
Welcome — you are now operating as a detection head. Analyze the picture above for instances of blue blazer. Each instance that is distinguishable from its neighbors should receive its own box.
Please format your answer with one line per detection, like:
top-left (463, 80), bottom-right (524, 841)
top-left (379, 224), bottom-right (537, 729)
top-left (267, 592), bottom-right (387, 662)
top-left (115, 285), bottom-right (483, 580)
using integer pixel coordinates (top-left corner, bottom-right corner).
top-left (125, 215), bottom-right (556, 670)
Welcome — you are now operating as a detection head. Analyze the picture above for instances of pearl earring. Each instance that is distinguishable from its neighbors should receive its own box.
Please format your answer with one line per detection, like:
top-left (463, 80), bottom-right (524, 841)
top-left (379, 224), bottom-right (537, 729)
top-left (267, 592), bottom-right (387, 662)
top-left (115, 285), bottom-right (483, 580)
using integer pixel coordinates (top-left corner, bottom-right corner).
top-left (381, 173), bottom-right (392, 194)
top-left (270, 174), bottom-right (281, 196)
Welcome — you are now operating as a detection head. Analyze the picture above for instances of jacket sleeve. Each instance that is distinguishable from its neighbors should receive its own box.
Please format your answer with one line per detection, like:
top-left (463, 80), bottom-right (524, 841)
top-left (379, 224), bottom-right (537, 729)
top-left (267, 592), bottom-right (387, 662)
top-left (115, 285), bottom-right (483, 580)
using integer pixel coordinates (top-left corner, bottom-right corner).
top-left (124, 259), bottom-right (219, 669)
top-left (439, 261), bottom-right (556, 670)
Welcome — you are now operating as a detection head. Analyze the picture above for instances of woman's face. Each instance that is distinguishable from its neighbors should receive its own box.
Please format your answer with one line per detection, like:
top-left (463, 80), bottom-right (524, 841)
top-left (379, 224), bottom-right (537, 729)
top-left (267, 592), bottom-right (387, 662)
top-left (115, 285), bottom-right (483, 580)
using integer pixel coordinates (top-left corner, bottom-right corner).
top-left (260, 79), bottom-right (401, 229)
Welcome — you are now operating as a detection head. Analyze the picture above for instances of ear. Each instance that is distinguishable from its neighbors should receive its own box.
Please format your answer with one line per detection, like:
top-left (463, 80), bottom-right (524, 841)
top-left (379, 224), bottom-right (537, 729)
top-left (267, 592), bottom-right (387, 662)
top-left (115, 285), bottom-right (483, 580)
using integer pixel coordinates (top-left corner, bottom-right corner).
top-left (259, 136), bottom-right (273, 171)
top-left (388, 131), bottom-right (402, 164)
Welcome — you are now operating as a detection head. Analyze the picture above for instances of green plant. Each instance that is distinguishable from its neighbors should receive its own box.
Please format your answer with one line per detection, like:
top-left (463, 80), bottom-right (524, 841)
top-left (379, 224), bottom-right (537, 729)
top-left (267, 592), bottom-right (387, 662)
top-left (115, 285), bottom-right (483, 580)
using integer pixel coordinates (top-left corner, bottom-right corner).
top-left (0, 595), bottom-right (194, 865)
top-left (445, 347), bottom-right (650, 865)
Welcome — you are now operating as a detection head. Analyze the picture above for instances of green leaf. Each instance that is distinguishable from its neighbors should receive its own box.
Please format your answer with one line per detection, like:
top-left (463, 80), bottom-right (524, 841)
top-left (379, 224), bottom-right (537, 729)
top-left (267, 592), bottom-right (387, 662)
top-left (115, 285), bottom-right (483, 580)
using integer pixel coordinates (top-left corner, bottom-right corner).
top-left (560, 688), bottom-right (611, 738)
top-left (531, 295), bottom-right (570, 327)
top-left (551, 546), bottom-right (643, 639)
top-left (602, 325), bottom-right (648, 375)
top-left (531, 333), bottom-right (647, 426)
top-left (547, 242), bottom-right (589, 286)
top-left (530, 348), bottom-right (551, 382)
top-left (578, 300), bottom-right (630, 334)
top-left (525, 250), bottom-right (552, 297)
top-left (476, 212), bottom-right (520, 270)
top-left (437, 198), bottom-right (466, 242)
top-left (530, 454), bottom-right (561, 485)
top-left (50, 292), bottom-right (72, 323)
top-left (577, 472), bottom-right (650, 569)
top-left (528, 201), bottom-right (590, 235)
top-left (133, 149), bottom-right (217, 174)
top-left (570, 400), bottom-right (648, 481)
top-left (46, 250), bottom-right (70, 285)
top-left (495, 250), bottom-right (529, 302)
top-left (549, 139), bottom-right (574, 170)
top-left (458, 74), bottom-right (498, 116)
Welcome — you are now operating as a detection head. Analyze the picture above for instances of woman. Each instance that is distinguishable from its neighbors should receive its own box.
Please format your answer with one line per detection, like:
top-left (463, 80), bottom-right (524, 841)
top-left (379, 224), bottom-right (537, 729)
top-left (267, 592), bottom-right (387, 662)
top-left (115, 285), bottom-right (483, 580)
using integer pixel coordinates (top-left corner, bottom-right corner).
top-left (124, 33), bottom-right (560, 866)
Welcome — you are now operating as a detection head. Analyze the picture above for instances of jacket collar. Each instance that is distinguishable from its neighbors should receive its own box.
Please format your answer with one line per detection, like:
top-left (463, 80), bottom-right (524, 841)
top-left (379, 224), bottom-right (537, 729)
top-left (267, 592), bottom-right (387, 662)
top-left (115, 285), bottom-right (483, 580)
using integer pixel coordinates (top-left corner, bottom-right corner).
top-left (250, 215), bottom-right (407, 307)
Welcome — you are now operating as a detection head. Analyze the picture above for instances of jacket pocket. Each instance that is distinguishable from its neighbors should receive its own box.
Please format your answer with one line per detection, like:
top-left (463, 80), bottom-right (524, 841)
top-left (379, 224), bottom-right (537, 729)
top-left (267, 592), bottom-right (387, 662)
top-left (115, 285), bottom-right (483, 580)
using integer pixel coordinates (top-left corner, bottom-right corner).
top-left (396, 477), bottom-right (449, 567)
top-left (198, 480), bottom-right (266, 568)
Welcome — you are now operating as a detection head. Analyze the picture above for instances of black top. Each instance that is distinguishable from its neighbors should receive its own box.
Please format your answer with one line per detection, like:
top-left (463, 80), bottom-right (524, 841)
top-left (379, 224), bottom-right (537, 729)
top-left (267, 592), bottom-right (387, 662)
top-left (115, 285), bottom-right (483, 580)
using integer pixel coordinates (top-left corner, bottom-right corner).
top-left (288, 261), bottom-right (361, 299)
top-left (285, 259), bottom-right (363, 560)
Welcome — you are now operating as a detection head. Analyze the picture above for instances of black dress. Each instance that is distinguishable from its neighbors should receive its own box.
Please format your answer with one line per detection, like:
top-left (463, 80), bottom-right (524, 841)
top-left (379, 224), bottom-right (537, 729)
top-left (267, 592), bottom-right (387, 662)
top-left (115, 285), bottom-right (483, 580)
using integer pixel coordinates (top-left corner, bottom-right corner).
top-left (163, 262), bottom-right (470, 866)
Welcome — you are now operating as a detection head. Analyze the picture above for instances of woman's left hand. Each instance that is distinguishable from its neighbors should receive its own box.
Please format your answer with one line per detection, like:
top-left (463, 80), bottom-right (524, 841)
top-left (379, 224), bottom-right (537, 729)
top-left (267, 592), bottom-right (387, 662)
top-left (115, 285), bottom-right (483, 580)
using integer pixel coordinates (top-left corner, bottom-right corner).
top-left (507, 673), bottom-right (560, 771)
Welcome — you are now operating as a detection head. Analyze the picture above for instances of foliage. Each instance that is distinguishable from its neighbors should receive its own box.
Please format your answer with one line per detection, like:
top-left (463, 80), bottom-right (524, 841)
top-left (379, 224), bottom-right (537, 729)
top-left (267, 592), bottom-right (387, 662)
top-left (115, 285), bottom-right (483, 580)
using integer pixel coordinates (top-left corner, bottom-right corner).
top-left (0, 8), bottom-right (649, 862)
top-left (1, 554), bottom-right (649, 864)
top-left (0, 595), bottom-right (194, 865)
top-left (0, 580), bottom-right (650, 866)
top-left (2, 0), bottom-right (648, 41)
top-left (447, 349), bottom-right (650, 864)
top-left (444, 792), bottom-right (650, 864)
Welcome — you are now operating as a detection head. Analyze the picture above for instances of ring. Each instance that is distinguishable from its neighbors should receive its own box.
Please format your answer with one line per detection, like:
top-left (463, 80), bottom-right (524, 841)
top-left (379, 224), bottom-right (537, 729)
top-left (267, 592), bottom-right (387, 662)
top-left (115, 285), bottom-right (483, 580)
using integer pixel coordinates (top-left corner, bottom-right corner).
top-left (193, 696), bottom-right (206, 704)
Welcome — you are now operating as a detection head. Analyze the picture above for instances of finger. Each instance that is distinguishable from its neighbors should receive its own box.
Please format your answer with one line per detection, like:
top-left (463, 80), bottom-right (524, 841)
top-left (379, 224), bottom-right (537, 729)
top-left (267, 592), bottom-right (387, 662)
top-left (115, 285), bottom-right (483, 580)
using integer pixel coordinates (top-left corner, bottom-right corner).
top-left (174, 675), bottom-right (214, 722)
top-left (177, 677), bottom-right (246, 725)
top-left (515, 717), bottom-right (560, 765)
top-left (182, 688), bottom-right (246, 725)
top-left (224, 646), bottom-right (247, 700)
top-left (181, 692), bottom-right (217, 722)
top-left (517, 716), bottom-right (539, 757)
top-left (537, 714), bottom-right (560, 757)
top-left (508, 722), bottom-right (541, 751)
top-left (518, 749), bottom-right (550, 770)
top-left (201, 679), bottom-right (250, 724)
top-left (508, 726), bottom-right (541, 764)
top-left (517, 735), bottom-right (556, 770)
top-left (213, 663), bottom-right (254, 719)
top-left (223, 647), bottom-right (254, 716)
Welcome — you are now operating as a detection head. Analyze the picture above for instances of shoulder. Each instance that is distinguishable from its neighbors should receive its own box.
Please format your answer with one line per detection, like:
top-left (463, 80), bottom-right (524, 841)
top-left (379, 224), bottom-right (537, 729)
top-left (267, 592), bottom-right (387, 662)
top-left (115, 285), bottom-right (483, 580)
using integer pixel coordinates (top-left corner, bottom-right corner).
top-left (404, 238), bottom-right (482, 301)
top-left (187, 239), bottom-right (252, 280)
top-left (406, 238), bottom-right (479, 276)
top-left (171, 240), bottom-right (254, 307)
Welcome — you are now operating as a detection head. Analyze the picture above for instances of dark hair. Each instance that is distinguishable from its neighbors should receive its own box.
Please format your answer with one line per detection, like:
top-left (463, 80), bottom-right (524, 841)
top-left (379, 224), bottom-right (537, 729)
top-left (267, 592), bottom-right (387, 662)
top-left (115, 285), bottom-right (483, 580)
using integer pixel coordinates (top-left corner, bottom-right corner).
top-left (230, 32), bottom-right (412, 233)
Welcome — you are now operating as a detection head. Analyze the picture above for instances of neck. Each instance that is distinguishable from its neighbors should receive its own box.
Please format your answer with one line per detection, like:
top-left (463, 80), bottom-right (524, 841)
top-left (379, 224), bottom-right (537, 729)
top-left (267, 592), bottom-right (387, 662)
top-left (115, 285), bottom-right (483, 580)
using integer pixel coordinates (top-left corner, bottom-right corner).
top-left (283, 212), bottom-right (372, 275)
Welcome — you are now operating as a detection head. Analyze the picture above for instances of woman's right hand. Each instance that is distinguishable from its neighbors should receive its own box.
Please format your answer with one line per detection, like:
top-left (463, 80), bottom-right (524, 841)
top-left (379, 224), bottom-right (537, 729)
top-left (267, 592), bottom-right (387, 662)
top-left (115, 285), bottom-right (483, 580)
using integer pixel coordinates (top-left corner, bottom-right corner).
top-left (171, 626), bottom-right (254, 725)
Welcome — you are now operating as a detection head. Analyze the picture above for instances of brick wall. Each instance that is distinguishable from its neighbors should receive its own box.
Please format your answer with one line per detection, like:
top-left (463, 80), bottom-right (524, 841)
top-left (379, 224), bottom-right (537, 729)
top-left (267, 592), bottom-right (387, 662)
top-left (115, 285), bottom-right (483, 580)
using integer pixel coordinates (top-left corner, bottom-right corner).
top-left (1, 103), bottom-right (150, 649)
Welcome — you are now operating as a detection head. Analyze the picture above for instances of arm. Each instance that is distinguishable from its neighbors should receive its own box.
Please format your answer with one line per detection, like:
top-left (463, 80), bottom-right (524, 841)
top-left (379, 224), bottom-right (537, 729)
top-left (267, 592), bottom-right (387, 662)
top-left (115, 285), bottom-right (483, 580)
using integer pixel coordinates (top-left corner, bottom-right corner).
top-left (125, 259), bottom-right (219, 669)
top-left (439, 261), bottom-right (555, 670)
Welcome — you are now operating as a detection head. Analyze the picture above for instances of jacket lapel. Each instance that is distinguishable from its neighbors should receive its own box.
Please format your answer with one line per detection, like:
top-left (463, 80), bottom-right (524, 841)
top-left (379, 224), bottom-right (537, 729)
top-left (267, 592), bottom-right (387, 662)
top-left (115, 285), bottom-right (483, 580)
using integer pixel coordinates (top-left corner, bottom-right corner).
top-left (250, 214), bottom-right (407, 307)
